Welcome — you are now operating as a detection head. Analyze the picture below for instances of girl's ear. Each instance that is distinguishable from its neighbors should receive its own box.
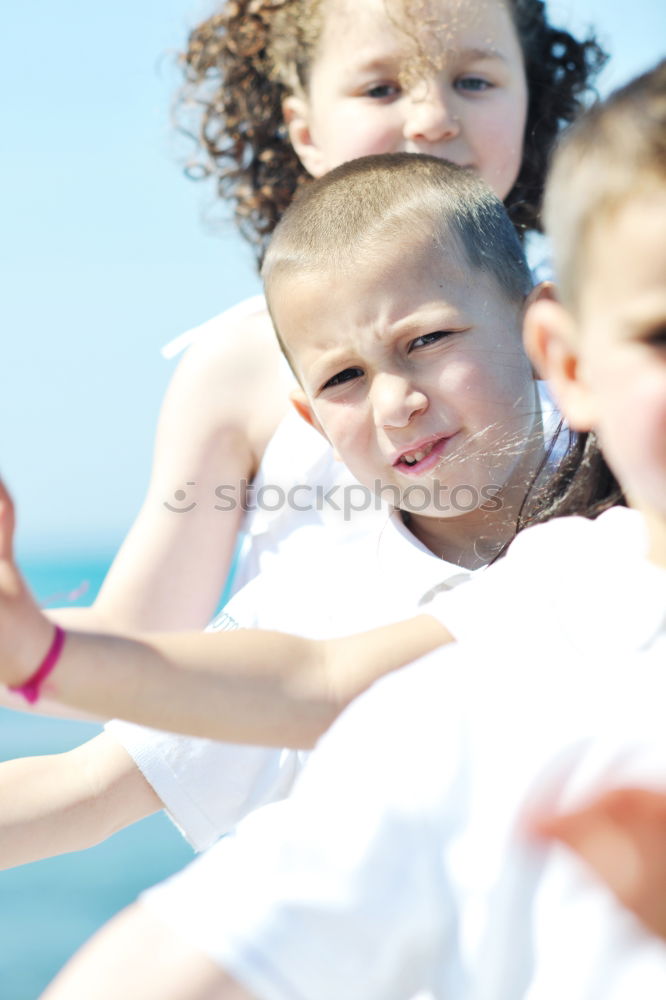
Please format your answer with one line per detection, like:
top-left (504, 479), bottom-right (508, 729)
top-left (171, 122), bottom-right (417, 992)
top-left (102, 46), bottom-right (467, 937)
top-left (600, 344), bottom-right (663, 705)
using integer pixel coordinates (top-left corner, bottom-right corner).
top-left (523, 298), bottom-right (598, 432)
top-left (282, 95), bottom-right (328, 178)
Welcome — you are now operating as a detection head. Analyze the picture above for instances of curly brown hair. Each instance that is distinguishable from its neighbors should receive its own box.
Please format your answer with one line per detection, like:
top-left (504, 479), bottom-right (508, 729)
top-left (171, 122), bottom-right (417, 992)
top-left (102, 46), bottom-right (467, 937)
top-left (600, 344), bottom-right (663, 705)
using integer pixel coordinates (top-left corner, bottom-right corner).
top-left (176, 0), bottom-right (606, 265)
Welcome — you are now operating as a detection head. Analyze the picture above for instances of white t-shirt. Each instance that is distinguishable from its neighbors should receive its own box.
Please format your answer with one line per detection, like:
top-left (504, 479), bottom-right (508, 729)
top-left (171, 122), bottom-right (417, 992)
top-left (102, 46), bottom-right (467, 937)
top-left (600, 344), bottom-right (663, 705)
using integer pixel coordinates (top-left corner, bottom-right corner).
top-left (106, 511), bottom-right (474, 851)
top-left (433, 505), bottom-right (665, 650)
top-left (141, 508), bottom-right (666, 999)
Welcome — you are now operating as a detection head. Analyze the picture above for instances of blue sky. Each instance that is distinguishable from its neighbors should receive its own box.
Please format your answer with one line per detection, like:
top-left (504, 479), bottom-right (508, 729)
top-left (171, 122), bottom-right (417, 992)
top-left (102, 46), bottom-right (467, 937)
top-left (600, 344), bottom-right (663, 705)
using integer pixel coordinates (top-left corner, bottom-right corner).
top-left (2, 0), bottom-right (665, 558)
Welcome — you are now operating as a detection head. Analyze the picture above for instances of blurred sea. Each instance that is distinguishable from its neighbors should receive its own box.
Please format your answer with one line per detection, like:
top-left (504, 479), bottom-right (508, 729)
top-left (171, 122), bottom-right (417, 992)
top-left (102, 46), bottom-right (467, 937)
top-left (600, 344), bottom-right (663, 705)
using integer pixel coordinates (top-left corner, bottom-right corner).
top-left (0, 558), bottom-right (194, 1000)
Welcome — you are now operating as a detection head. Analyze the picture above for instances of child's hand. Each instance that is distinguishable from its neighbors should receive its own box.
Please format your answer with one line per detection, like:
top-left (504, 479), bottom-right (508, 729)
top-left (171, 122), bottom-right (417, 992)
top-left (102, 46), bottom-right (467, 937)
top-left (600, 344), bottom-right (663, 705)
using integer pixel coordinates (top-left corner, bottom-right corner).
top-left (0, 480), bottom-right (55, 687)
top-left (535, 787), bottom-right (666, 940)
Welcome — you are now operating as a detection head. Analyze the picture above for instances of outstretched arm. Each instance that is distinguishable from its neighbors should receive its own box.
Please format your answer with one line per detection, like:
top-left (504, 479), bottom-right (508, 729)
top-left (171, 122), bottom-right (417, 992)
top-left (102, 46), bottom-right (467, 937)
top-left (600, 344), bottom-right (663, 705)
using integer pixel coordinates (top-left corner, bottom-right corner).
top-left (1, 483), bottom-right (451, 748)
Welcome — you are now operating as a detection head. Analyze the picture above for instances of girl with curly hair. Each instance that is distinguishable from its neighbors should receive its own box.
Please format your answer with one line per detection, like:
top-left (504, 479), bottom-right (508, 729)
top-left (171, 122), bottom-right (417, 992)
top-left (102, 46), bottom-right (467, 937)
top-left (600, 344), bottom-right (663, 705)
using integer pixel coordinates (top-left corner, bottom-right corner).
top-left (19, 0), bottom-right (603, 665)
top-left (179, 0), bottom-right (603, 259)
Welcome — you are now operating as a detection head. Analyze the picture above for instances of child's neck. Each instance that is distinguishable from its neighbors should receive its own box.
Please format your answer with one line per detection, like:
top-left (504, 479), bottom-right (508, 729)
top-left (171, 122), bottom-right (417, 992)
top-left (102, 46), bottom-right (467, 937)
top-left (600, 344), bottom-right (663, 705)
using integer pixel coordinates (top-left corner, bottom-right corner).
top-left (404, 508), bottom-right (517, 570)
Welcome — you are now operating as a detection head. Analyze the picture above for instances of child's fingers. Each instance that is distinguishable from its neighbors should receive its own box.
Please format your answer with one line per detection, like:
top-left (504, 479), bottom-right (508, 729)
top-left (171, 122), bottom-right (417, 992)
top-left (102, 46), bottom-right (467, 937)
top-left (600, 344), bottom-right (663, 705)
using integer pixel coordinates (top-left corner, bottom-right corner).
top-left (537, 788), bottom-right (666, 939)
top-left (0, 478), bottom-right (16, 563)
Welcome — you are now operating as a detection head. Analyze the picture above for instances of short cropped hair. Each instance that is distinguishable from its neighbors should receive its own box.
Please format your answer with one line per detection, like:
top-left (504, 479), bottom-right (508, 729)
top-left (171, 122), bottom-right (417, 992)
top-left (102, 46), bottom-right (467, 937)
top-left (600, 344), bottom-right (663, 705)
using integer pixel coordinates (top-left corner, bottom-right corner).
top-left (545, 59), bottom-right (666, 309)
top-left (262, 154), bottom-right (533, 318)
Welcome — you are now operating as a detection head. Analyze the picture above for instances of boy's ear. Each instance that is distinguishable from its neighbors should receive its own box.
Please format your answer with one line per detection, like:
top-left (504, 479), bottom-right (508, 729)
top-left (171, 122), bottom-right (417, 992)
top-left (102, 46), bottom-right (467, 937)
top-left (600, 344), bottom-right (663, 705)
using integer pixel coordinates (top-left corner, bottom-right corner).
top-left (525, 281), bottom-right (558, 310)
top-left (282, 95), bottom-right (328, 178)
top-left (290, 388), bottom-right (343, 460)
top-left (523, 298), bottom-right (597, 432)
top-left (522, 283), bottom-right (558, 380)
top-left (289, 388), bottom-right (327, 438)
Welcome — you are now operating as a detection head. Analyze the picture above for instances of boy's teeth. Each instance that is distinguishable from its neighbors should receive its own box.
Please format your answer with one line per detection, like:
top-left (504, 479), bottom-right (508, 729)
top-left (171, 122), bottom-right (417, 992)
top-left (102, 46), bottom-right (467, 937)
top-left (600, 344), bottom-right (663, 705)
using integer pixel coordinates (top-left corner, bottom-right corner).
top-left (402, 442), bottom-right (434, 465)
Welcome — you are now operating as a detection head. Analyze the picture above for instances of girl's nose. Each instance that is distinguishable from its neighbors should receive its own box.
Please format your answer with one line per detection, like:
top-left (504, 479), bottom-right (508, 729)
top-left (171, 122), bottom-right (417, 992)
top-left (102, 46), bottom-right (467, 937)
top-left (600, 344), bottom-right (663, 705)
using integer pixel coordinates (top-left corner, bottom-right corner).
top-left (371, 373), bottom-right (428, 429)
top-left (403, 81), bottom-right (461, 144)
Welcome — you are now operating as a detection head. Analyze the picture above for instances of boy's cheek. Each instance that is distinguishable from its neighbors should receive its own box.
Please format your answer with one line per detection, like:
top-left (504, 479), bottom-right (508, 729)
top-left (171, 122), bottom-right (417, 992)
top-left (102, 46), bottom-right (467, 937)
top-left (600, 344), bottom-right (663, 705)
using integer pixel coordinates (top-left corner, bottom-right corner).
top-left (600, 384), bottom-right (666, 503)
top-left (636, 394), bottom-right (666, 500)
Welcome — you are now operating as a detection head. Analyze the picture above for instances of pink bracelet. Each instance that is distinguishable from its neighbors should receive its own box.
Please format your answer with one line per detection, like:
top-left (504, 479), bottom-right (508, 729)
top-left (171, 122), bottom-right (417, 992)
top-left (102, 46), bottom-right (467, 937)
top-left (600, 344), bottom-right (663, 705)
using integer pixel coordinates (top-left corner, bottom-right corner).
top-left (9, 625), bottom-right (66, 704)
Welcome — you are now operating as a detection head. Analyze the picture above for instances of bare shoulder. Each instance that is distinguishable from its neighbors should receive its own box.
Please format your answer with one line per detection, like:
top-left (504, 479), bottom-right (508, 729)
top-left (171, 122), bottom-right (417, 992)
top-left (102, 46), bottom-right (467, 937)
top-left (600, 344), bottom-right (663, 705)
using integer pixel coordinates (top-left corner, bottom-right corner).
top-left (179, 302), bottom-right (283, 376)
top-left (159, 303), bottom-right (290, 469)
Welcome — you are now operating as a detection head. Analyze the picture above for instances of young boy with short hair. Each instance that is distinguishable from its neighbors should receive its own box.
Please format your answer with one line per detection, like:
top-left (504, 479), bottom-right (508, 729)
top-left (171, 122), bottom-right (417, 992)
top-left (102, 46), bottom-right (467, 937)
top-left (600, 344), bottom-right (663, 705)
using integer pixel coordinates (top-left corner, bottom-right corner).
top-left (36, 62), bottom-right (666, 1000)
top-left (0, 155), bottom-right (549, 867)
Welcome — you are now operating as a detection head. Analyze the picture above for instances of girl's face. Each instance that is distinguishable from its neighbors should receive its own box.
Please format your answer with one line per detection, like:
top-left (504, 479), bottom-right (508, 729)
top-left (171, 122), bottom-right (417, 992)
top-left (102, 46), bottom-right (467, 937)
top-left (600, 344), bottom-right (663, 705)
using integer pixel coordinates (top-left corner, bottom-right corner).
top-left (284, 0), bottom-right (528, 200)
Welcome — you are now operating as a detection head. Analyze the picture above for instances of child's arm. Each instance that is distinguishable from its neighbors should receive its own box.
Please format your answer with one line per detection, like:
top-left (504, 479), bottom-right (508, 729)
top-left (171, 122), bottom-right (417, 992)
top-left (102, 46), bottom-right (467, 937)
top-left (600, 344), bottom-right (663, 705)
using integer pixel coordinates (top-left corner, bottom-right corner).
top-left (0, 732), bottom-right (161, 870)
top-left (1, 484), bottom-right (451, 747)
top-left (0, 684), bottom-right (98, 721)
top-left (8, 620), bottom-right (449, 748)
top-left (4, 614), bottom-right (449, 749)
top-left (55, 307), bottom-right (288, 634)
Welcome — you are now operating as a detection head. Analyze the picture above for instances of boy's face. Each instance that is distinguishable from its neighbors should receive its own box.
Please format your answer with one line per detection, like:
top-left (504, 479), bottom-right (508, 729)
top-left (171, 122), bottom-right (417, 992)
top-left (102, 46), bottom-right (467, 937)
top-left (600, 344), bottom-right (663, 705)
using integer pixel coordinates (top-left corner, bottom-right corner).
top-left (274, 233), bottom-right (539, 547)
top-left (285, 0), bottom-right (528, 202)
top-left (571, 193), bottom-right (666, 531)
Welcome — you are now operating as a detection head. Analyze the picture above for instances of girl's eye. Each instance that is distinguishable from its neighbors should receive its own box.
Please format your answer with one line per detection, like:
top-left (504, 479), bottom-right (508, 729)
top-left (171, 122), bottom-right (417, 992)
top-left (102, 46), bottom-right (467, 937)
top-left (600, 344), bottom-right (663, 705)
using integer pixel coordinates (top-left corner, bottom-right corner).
top-left (455, 76), bottom-right (493, 94)
top-left (408, 331), bottom-right (451, 351)
top-left (364, 82), bottom-right (400, 100)
top-left (321, 367), bottom-right (363, 390)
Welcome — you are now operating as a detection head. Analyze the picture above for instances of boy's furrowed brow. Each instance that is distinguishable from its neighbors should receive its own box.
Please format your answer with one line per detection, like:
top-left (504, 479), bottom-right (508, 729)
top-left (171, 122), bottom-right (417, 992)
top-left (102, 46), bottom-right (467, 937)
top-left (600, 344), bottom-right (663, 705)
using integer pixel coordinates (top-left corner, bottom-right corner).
top-left (303, 348), bottom-right (355, 390)
top-left (390, 302), bottom-right (467, 335)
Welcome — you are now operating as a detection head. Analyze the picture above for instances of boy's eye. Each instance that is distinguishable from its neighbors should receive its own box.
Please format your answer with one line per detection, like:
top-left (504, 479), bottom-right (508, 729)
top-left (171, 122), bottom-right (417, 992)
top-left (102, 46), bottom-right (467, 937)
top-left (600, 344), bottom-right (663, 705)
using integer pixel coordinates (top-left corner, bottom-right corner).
top-left (364, 82), bottom-right (400, 100)
top-left (321, 367), bottom-right (363, 390)
top-left (455, 76), bottom-right (493, 94)
top-left (408, 331), bottom-right (452, 351)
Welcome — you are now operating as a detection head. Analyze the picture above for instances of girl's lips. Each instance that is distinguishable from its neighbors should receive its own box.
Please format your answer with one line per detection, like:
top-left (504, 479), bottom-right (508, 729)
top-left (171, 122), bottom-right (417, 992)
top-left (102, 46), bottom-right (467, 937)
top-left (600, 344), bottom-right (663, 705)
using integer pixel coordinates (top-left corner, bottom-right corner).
top-left (394, 435), bottom-right (452, 477)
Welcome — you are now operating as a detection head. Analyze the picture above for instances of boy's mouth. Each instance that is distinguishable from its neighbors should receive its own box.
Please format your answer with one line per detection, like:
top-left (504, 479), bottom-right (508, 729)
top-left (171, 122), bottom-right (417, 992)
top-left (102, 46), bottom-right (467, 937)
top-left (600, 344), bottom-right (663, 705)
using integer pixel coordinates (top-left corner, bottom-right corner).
top-left (393, 435), bottom-right (452, 476)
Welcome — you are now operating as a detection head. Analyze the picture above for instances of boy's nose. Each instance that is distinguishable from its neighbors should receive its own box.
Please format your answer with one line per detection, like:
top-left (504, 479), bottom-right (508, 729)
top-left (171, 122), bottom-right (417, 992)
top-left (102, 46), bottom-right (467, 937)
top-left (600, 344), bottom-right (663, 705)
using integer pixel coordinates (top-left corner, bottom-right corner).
top-left (403, 81), bottom-right (461, 145)
top-left (371, 373), bottom-right (428, 429)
